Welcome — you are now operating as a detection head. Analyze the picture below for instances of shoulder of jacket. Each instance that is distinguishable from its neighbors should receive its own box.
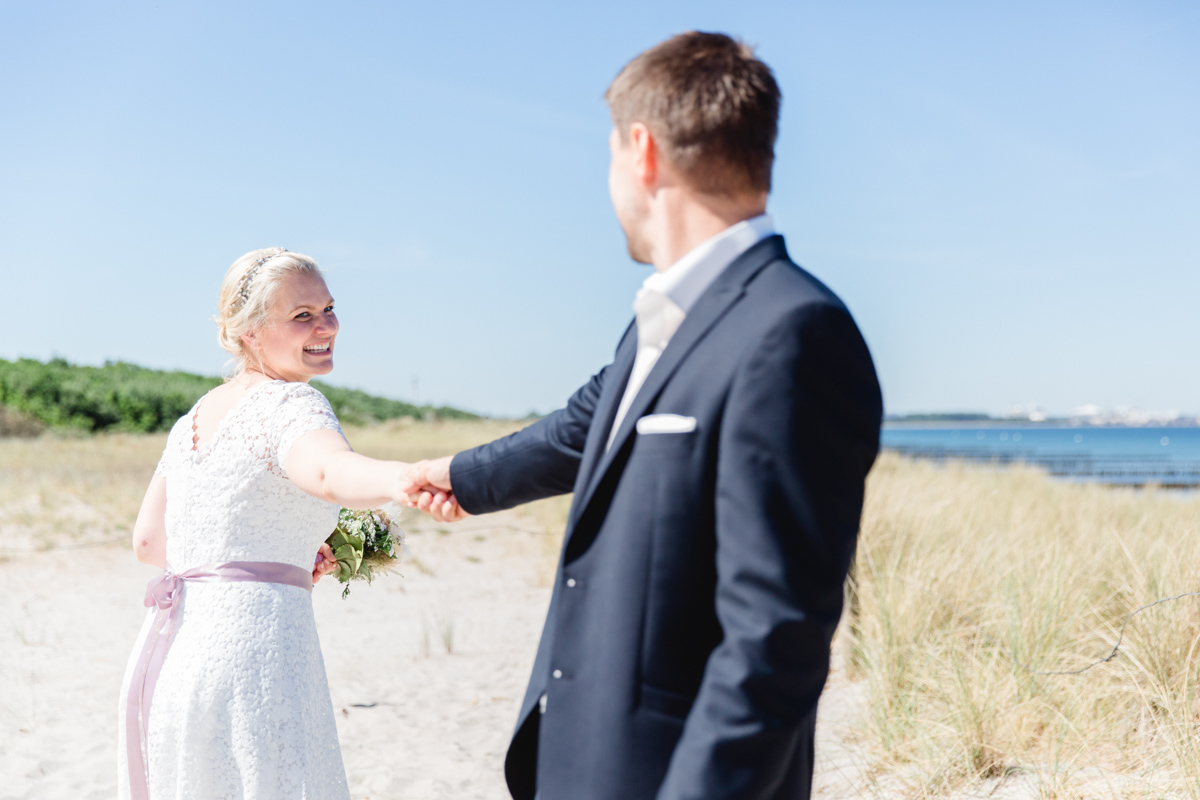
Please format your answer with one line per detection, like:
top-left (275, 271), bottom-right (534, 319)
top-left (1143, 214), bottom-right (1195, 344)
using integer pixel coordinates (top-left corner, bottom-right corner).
top-left (744, 258), bottom-right (850, 326)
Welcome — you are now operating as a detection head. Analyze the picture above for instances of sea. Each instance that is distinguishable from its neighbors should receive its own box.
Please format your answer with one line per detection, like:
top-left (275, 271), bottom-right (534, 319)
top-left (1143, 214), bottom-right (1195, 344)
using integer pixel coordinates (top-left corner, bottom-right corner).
top-left (882, 425), bottom-right (1200, 487)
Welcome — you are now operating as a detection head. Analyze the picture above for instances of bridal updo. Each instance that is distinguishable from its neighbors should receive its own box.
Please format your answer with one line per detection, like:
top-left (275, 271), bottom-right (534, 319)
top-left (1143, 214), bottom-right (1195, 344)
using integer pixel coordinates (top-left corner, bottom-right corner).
top-left (215, 247), bottom-right (324, 375)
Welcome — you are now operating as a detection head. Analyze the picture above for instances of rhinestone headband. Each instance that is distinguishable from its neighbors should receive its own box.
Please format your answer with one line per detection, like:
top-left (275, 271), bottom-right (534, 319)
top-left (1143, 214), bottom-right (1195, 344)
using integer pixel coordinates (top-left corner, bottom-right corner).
top-left (231, 249), bottom-right (287, 313)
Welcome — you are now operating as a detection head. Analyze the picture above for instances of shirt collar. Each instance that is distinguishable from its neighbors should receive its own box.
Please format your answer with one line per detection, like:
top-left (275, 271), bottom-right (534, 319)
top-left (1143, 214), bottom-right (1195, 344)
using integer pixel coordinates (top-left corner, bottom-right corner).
top-left (642, 214), bottom-right (775, 314)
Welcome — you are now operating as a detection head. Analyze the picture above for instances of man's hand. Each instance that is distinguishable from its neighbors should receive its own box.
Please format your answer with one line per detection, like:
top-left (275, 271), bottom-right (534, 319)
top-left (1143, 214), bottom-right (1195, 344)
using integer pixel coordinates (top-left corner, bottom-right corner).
top-left (400, 457), bottom-right (470, 523)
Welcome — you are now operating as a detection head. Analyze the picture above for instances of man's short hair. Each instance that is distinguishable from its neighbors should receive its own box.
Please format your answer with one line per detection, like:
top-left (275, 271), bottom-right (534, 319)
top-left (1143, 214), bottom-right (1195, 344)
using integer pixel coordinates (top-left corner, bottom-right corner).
top-left (605, 31), bottom-right (780, 197)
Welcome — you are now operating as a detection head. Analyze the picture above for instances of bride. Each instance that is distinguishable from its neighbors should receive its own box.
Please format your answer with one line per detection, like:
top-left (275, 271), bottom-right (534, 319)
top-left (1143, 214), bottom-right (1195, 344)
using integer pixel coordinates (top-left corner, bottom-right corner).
top-left (118, 247), bottom-right (425, 799)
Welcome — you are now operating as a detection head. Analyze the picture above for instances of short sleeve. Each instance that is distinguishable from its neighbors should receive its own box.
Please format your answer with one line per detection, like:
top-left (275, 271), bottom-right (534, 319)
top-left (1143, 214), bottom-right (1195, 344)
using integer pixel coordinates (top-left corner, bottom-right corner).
top-left (275, 384), bottom-right (345, 477)
top-left (154, 406), bottom-right (193, 478)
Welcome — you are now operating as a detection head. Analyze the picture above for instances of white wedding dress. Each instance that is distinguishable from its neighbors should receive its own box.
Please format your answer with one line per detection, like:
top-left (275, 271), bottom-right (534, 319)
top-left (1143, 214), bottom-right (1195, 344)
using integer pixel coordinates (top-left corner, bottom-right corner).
top-left (118, 380), bottom-right (351, 799)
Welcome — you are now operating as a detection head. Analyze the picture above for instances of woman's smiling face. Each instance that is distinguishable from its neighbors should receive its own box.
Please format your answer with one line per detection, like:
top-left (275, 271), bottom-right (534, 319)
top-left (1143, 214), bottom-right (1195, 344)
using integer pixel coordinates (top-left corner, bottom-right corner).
top-left (244, 272), bottom-right (339, 383)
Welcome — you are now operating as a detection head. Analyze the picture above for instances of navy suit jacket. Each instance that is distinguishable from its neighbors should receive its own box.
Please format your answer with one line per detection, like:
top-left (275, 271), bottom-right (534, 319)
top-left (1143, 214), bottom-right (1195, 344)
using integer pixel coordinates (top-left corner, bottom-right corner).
top-left (450, 236), bottom-right (883, 800)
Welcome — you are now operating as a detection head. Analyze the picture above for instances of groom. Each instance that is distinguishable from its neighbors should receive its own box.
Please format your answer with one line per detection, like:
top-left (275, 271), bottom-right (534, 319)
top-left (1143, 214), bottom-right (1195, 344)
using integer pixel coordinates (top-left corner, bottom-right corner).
top-left (405, 32), bottom-right (882, 800)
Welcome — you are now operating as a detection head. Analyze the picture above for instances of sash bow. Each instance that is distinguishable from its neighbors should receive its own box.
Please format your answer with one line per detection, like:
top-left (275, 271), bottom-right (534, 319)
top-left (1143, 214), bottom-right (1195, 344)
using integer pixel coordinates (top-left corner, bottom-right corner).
top-left (143, 571), bottom-right (182, 611)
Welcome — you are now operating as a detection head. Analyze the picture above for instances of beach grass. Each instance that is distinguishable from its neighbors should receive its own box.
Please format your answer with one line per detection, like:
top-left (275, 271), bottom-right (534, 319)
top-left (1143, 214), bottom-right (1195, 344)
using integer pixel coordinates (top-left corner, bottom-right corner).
top-left (0, 419), bottom-right (569, 553)
top-left (0, 432), bottom-right (168, 552)
top-left (850, 452), bottom-right (1200, 796)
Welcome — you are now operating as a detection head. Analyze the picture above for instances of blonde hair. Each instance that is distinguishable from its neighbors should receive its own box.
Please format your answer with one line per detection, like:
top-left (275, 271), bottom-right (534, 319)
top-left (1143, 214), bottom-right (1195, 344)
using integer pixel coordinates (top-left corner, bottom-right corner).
top-left (215, 247), bottom-right (324, 376)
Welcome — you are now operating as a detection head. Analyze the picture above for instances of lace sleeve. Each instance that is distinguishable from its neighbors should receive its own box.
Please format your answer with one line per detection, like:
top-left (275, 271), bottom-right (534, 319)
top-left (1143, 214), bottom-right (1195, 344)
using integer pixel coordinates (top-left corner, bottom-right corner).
top-left (154, 409), bottom-right (191, 478)
top-left (274, 384), bottom-right (345, 478)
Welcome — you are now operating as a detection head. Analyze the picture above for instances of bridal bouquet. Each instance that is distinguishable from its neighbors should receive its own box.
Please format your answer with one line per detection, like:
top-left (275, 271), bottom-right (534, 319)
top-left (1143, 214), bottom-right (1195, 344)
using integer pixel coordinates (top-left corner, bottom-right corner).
top-left (325, 506), bottom-right (406, 598)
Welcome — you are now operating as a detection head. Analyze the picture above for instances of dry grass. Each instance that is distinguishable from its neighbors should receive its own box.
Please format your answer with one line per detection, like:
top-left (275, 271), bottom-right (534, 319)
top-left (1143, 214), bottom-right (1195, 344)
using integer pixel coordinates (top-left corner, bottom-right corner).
top-left (0, 405), bottom-right (44, 437)
top-left (849, 452), bottom-right (1200, 797)
top-left (342, 417), bottom-right (528, 463)
top-left (0, 419), bottom-right (571, 553)
top-left (0, 432), bottom-right (168, 552)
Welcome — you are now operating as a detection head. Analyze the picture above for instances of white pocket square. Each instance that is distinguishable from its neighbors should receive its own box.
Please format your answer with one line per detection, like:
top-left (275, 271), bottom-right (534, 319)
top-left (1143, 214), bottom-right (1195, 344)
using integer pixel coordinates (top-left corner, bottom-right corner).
top-left (636, 414), bottom-right (697, 434)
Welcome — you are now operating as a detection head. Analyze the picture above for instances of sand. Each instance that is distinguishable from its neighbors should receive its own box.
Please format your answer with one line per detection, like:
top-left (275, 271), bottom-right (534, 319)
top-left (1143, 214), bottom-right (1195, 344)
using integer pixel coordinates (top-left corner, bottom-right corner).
top-left (0, 510), bottom-right (552, 800)
top-left (0, 506), bottom-right (895, 800)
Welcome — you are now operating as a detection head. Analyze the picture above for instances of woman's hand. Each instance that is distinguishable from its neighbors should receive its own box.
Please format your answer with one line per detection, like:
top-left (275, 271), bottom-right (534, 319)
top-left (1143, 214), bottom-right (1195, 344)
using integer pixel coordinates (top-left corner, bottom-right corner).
top-left (312, 543), bottom-right (338, 584)
top-left (399, 458), bottom-right (470, 523)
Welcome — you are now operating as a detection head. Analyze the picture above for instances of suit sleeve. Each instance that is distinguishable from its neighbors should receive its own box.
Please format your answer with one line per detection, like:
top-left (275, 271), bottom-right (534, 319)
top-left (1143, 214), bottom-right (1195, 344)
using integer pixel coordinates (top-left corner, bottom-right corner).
top-left (449, 363), bottom-right (610, 515)
top-left (657, 303), bottom-right (883, 799)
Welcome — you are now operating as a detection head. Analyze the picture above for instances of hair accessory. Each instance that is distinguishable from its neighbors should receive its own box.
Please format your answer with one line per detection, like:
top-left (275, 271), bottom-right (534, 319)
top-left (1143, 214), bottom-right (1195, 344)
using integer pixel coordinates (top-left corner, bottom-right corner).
top-left (231, 249), bottom-right (287, 313)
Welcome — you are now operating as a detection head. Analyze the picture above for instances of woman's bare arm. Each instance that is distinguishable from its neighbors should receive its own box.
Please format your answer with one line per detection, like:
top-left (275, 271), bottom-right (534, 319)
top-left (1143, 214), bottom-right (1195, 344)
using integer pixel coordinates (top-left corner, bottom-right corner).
top-left (131, 429), bottom-right (413, 573)
top-left (132, 474), bottom-right (168, 567)
top-left (284, 429), bottom-right (417, 510)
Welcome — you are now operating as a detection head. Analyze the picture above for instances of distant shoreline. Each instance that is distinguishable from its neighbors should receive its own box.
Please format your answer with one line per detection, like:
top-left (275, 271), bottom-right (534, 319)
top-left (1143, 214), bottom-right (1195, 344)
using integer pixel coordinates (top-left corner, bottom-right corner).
top-left (885, 418), bottom-right (1200, 429)
top-left (882, 424), bottom-right (1200, 486)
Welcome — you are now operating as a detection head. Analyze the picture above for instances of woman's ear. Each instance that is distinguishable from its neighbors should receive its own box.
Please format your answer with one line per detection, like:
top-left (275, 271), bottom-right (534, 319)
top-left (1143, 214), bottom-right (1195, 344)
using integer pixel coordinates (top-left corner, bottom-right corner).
top-left (242, 330), bottom-right (260, 351)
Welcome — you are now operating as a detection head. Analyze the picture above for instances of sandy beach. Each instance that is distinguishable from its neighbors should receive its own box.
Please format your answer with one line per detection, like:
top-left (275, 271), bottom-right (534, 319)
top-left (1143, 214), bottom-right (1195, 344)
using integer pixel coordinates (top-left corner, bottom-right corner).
top-left (0, 507), bottom-right (553, 799)
top-left (0, 499), bottom-right (876, 800)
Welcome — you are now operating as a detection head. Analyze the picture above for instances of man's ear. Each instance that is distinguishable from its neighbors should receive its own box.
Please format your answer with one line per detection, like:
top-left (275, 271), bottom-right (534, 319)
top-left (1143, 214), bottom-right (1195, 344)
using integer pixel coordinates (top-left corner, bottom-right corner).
top-left (629, 122), bottom-right (658, 189)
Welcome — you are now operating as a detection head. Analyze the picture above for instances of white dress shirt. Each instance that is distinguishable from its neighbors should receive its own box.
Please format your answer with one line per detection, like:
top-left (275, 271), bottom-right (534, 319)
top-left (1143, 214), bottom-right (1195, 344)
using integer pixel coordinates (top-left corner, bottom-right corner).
top-left (606, 214), bottom-right (775, 449)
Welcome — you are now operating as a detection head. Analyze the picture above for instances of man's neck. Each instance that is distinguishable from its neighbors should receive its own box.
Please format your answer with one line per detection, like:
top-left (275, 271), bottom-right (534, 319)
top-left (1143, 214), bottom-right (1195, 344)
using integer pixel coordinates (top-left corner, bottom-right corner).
top-left (647, 190), bottom-right (767, 272)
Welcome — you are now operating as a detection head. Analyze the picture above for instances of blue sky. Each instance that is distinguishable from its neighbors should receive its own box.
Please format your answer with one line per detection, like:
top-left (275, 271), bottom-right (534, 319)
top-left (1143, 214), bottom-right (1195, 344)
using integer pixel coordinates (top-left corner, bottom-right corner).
top-left (2, 1), bottom-right (1197, 417)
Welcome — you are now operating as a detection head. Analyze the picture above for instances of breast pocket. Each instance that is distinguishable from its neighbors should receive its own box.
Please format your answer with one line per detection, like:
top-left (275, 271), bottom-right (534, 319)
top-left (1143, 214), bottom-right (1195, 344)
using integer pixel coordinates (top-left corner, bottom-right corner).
top-left (633, 429), bottom-right (699, 458)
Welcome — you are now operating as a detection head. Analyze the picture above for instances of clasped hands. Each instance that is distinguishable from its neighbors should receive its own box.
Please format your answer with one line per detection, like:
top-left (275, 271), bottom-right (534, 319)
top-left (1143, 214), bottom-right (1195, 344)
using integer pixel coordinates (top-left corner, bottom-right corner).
top-left (398, 455), bottom-right (469, 523)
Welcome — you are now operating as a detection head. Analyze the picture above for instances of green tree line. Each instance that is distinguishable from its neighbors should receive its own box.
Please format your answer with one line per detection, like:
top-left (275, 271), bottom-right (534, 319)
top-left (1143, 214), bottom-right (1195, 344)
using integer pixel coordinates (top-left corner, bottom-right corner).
top-left (0, 358), bottom-right (477, 434)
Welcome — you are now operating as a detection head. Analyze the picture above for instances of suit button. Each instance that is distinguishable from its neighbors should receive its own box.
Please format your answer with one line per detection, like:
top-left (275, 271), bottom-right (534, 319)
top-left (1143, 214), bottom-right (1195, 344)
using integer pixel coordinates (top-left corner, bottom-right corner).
top-left (552, 669), bottom-right (563, 679)
top-left (566, 578), bottom-right (577, 588)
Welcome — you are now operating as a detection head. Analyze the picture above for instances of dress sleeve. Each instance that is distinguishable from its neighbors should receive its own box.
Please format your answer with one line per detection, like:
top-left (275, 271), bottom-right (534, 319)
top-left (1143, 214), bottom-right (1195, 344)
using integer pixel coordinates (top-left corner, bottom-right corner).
top-left (154, 411), bottom-right (189, 478)
top-left (275, 384), bottom-right (345, 478)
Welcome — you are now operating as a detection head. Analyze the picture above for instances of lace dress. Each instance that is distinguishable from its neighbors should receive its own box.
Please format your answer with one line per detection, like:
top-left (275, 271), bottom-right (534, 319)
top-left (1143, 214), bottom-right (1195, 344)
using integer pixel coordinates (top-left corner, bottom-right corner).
top-left (117, 380), bottom-right (351, 800)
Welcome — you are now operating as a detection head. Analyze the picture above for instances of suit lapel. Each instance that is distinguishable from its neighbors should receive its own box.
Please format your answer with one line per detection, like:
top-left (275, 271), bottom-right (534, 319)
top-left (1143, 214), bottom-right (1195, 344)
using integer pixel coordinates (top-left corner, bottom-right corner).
top-left (567, 236), bottom-right (788, 542)
top-left (592, 282), bottom-right (739, 482)
top-left (567, 322), bottom-right (637, 528)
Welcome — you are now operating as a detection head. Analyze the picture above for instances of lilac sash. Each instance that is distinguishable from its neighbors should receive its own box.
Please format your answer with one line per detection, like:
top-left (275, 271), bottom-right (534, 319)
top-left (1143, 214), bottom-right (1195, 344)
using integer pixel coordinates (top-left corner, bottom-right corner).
top-left (124, 561), bottom-right (313, 800)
